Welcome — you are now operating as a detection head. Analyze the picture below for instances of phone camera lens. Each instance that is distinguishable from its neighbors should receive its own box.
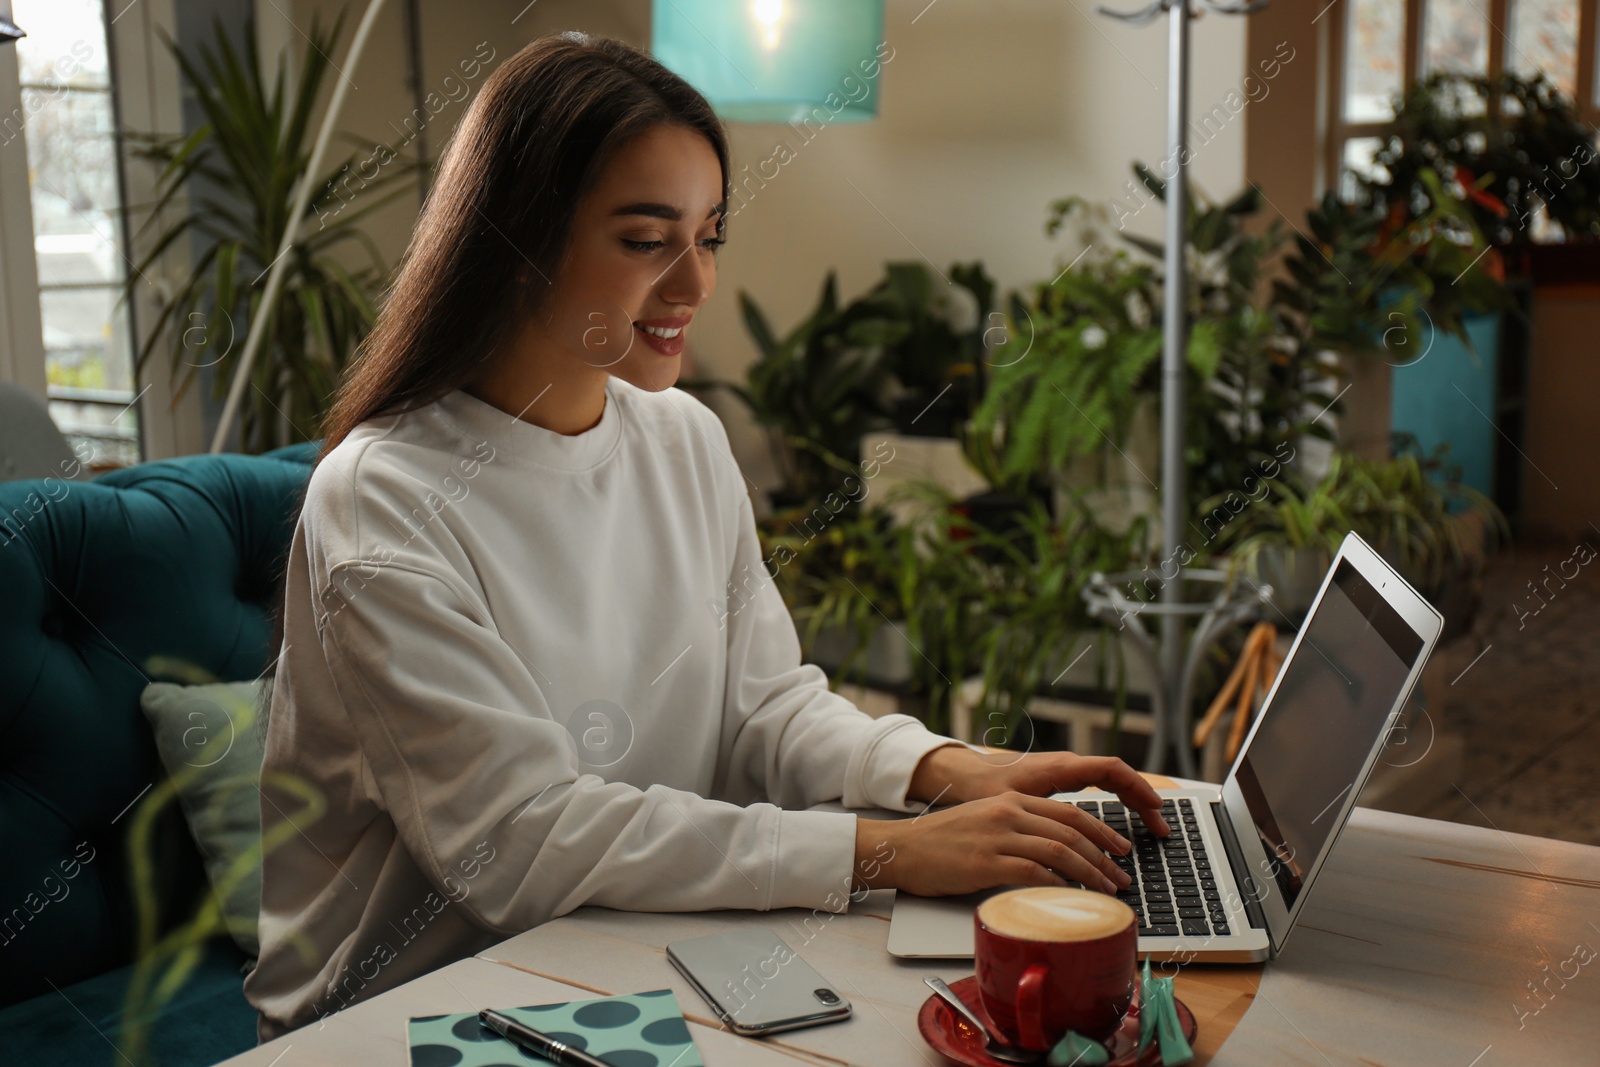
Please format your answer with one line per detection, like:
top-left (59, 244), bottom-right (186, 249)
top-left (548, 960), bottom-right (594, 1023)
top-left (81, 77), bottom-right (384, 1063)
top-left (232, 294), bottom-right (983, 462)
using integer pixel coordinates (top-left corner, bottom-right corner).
top-left (814, 988), bottom-right (839, 1005)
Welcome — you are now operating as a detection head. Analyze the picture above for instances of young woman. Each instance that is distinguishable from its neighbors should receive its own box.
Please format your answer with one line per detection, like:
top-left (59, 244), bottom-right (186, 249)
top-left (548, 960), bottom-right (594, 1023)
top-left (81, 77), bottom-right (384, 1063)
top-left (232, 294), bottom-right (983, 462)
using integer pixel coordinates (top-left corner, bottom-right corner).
top-left (244, 31), bottom-right (1168, 1040)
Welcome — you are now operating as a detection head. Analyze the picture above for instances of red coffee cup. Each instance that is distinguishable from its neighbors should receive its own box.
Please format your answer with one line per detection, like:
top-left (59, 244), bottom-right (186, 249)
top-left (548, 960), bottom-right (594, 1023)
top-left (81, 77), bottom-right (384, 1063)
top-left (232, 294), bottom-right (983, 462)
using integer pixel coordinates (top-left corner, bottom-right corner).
top-left (973, 887), bottom-right (1137, 1050)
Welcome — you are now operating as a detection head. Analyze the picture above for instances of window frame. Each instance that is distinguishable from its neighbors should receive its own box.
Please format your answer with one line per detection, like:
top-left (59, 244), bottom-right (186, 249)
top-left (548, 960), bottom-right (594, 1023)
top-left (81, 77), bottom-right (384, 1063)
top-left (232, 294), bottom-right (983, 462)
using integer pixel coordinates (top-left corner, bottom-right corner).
top-left (0, 0), bottom-right (205, 463)
top-left (0, 0), bottom-right (49, 401)
top-left (18, 60), bottom-right (142, 464)
top-left (104, 0), bottom-right (206, 460)
top-left (1324, 0), bottom-right (1600, 196)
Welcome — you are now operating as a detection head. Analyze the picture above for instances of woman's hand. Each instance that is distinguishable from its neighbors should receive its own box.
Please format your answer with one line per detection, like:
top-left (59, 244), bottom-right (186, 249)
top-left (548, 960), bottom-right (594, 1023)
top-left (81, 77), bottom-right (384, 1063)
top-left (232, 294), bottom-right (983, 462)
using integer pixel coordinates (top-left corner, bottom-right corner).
top-left (908, 745), bottom-right (1171, 837)
top-left (853, 792), bottom-right (1138, 897)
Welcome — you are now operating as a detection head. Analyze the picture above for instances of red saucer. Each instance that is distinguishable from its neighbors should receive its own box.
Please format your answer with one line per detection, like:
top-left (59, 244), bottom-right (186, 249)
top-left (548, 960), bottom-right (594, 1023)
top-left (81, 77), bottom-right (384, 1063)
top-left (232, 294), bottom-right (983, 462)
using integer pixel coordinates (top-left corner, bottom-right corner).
top-left (916, 975), bottom-right (1198, 1067)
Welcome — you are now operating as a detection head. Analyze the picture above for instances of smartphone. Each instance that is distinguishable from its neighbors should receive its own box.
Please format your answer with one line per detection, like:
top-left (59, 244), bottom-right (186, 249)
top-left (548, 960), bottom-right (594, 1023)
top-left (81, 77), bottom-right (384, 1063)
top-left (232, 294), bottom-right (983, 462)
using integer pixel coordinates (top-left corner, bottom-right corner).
top-left (665, 928), bottom-right (852, 1036)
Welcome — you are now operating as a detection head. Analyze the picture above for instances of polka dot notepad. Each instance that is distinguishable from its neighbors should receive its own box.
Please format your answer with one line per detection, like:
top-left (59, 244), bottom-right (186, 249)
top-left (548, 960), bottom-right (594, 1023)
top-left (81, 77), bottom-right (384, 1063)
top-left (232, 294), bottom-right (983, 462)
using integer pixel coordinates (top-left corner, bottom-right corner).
top-left (407, 989), bottom-right (703, 1067)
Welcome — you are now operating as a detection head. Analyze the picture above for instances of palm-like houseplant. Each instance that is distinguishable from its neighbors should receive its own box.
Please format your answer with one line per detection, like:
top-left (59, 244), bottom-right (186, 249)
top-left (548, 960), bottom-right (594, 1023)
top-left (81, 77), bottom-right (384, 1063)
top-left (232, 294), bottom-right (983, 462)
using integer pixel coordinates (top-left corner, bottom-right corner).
top-left (1208, 449), bottom-right (1506, 631)
top-left (126, 15), bottom-right (418, 453)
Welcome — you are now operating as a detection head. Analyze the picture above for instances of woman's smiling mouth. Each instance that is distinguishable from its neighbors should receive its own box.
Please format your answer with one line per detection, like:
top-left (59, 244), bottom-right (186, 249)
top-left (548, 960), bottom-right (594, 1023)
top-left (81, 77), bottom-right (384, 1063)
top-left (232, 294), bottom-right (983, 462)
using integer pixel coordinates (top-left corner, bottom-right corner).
top-left (633, 316), bottom-right (689, 355)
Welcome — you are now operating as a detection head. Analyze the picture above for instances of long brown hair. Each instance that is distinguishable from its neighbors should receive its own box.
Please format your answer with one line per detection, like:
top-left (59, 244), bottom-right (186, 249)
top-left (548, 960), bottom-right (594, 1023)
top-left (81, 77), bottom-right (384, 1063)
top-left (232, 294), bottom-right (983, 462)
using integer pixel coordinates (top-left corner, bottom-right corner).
top-left (266, 32), bottom-right (728, 667)
top-left (316, 30), bottom-right (730, 457)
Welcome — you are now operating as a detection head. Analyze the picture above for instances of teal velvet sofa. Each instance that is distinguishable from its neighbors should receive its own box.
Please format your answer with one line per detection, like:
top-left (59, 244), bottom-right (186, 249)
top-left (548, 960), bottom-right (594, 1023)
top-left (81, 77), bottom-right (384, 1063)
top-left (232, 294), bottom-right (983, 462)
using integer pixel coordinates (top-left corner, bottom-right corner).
top-left (0, 444), bottom-right (318, 1066)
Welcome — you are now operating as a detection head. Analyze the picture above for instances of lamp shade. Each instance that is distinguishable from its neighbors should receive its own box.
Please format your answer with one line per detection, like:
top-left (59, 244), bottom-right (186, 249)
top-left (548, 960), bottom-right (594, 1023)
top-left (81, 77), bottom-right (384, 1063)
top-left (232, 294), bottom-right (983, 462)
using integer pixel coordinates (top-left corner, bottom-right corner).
top-left (652, 0), bottom-right (885, 124)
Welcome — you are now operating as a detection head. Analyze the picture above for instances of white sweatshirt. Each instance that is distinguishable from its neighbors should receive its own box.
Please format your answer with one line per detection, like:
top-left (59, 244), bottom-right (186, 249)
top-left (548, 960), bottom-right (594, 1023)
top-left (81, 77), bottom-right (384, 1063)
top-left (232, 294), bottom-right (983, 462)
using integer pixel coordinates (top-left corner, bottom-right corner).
top-left (243, 375), bottom-right (960, 1039)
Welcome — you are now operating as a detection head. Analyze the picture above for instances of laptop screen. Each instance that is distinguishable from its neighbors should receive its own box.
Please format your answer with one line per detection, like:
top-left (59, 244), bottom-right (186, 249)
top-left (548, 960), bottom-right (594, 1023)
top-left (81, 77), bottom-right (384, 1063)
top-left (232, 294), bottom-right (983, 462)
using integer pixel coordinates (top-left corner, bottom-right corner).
top-left (1232, 558), bottom-right (1425, 911)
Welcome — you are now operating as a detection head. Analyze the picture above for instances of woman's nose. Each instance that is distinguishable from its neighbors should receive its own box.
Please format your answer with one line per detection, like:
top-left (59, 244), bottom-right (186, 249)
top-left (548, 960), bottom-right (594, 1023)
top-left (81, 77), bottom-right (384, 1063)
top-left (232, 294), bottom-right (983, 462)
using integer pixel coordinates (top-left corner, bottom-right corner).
top-left (658, 242), bottom-right (713, 308)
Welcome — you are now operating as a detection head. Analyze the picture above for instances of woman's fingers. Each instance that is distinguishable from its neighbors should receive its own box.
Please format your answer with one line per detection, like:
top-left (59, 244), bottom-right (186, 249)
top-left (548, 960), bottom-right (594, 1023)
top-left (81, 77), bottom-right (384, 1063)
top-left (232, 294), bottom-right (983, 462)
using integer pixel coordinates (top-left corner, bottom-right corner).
top-left (1003, 826), bottom-right (1126, 894)
top-left (1016, 794), bottom-right (1131, 856)
top-left (888, 791), bottom-right (1163, 898)
top-left (995, 856), bottom-right (1074, 889)
top-left (1007, 803), bottom-right (1131, 892)
top-left (1071, 756), bottom-right (1172, 836)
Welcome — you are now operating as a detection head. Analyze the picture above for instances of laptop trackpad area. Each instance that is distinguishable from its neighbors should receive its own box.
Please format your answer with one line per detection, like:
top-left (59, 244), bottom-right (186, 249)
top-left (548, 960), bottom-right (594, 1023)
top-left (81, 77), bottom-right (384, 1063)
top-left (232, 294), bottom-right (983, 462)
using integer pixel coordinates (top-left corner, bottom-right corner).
top-left (885, 888), bottom-right (1001, 958)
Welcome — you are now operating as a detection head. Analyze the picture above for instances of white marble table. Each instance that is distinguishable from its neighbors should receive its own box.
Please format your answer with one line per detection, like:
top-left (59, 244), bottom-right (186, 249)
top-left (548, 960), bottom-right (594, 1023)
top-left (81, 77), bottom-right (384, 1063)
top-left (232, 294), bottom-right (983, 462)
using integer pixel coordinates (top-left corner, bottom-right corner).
top-left (221, 804), bottom-right (1600, 1066)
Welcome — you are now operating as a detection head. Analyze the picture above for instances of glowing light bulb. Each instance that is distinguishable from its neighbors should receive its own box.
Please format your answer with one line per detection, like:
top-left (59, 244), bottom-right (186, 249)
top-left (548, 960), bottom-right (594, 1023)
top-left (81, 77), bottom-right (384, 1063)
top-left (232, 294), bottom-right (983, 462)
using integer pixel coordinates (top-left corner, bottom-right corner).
top-left (750, 0), bottom-right (786, 51)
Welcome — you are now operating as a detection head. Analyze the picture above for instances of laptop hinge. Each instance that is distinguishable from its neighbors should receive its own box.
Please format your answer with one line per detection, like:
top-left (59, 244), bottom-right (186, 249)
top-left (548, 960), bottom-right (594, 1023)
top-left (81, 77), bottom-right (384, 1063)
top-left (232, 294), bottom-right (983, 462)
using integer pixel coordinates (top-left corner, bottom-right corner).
top-left (1211, 801), bottom-right (1268, 932)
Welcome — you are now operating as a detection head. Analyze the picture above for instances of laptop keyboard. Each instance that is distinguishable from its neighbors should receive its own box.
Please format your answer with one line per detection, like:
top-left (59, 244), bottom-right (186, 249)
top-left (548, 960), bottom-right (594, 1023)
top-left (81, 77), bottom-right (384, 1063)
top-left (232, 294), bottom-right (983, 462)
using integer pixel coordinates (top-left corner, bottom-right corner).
top-left (1072, 798), bottom-right (1231, 939)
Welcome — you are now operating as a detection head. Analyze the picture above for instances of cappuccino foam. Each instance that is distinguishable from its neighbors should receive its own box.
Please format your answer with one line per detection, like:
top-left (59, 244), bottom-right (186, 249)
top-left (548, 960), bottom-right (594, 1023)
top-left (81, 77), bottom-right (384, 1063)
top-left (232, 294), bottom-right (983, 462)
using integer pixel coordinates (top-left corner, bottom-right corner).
top-left (978, 887), bottom-right (1134, 942)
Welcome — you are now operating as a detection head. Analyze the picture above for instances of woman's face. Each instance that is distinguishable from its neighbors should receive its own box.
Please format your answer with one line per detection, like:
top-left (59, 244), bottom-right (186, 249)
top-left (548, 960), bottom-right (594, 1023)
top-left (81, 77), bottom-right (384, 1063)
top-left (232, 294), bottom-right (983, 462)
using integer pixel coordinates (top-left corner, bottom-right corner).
top-left (531, 123), bottom-right (725, 393)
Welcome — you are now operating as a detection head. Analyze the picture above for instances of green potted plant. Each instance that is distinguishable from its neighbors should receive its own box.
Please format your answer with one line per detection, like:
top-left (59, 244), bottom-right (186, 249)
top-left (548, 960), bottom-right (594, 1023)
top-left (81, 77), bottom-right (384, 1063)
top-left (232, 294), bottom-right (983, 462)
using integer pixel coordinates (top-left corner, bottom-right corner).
top-left (843, 261), bottom-right (995, 437)
top-left (1209, 448), bottom-right (1506, 634)
top-left (760, 501), bottom-right (918, 688)
top-left (689, 258), bottom-right (997, 510)
top-left (756, 474), bottom-right (1151, 741)
top-left (126, 15), bottom-right (419, 453)
top-left (686, 273), bottom-right (900, 509)
top-left (961, 497), bottom-right (1151, 749)
top-left (970, 171), bottom-right (1332, 538)
top-left (957, 201), bottom-right (1159, 554)
top-left (1095, 170), bottom-right (1336, 509)
top-left (969, 197), bottom-right (1161, 494)
top-left (1277, 168), bottom-right (1510, 357)
top-left (1374, 71), bottom-right (1600, 248)
top-left (1279, 180), bottom-right (1507, 463)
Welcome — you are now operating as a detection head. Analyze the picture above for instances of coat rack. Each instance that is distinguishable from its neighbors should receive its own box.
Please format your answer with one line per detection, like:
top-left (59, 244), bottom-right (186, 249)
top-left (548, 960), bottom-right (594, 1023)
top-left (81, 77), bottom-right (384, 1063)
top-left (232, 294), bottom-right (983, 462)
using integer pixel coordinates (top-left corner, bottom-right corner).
top-left (1090, 0), bottom-right (1268, 775)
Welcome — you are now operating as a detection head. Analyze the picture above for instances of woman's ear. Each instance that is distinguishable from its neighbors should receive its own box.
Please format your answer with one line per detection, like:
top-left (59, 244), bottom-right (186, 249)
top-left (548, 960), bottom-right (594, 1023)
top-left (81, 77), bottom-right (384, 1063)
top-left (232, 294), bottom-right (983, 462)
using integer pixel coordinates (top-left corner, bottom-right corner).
top-left (512, 276), bottom-right (556, 330)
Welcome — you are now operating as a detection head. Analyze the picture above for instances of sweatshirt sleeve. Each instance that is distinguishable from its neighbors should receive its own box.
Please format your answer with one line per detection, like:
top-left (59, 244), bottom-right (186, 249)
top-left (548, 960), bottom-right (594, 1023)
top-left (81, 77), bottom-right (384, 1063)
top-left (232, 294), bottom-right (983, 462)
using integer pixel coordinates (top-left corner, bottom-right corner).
top-left (314, 557), bottom-right (863, 933)
top-left (713, 489), bottom-right (964, 814)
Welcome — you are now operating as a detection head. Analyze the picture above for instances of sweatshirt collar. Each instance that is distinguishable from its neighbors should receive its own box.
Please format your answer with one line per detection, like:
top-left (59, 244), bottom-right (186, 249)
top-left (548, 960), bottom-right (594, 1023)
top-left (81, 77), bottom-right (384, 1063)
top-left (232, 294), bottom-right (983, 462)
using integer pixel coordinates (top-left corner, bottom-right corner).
top-left (435, 377), bottom-right (624, 472)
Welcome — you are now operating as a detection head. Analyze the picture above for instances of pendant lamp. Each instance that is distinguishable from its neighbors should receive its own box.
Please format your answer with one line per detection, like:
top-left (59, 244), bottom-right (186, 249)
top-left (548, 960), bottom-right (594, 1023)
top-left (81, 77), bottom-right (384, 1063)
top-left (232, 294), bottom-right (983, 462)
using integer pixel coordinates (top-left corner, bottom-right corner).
top-left (652, 0), bottom-right (885, 124)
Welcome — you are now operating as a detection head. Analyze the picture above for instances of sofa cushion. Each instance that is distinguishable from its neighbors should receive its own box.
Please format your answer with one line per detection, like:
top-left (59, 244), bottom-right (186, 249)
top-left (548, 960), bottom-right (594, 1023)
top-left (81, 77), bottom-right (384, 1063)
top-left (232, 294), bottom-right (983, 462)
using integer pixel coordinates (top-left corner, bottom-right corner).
top-left (0, 451), bottom-right (313, 1008)
top-left (140, 679), bottom-right (273, 959)
top-left (0, 936), bottom-right (257, 1067)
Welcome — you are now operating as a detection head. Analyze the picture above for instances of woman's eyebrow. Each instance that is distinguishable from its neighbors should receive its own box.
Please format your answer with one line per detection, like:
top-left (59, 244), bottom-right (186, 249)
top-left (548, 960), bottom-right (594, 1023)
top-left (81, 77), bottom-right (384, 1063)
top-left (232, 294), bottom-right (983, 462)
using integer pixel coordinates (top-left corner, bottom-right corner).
top-left (609, 201), bottom-right (728, 221)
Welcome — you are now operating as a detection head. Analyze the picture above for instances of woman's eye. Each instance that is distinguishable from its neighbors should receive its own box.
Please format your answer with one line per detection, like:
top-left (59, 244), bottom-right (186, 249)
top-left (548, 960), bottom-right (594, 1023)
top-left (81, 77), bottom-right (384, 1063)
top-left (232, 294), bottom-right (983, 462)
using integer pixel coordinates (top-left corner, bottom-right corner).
top-left (620, 236), bottom-right (726, 253)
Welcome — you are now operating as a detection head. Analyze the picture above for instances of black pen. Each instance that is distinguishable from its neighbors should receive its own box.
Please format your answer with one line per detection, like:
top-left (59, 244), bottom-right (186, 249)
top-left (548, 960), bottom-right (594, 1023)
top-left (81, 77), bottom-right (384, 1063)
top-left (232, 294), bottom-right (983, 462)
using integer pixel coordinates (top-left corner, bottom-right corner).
top-left (478, 1008), bottom-right (617, 1067)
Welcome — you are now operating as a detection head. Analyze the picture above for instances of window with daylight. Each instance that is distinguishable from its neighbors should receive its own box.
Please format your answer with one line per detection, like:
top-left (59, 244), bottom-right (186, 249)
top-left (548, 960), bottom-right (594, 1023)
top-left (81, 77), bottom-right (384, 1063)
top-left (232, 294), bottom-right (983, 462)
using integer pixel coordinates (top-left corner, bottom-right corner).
top-left (11, 0), bottom-right (142, 465)
top-left (1327, 0), bottom-right (1600, 200)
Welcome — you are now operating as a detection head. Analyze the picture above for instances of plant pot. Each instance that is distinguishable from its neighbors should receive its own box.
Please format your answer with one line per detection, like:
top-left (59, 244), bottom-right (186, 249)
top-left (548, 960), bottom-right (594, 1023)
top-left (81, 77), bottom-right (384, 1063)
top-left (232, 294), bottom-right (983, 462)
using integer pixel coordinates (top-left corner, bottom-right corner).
top-left (1052, 395), bottom-right (1159, 540)
top-left (856, 431), bottom-right (991, 535)
top-left (1338, 351), bottom-right (1393, 463)
top-left (1042, 630), bottom-right (1156, 699)
top-left (806, 619), bottom-right (915, 686)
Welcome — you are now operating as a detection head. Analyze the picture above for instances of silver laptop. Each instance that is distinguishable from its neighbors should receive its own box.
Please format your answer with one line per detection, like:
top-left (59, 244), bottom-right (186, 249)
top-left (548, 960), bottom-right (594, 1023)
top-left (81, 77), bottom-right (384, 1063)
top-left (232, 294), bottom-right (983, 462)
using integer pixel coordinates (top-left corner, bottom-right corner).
top-left (886, 532), bottom-right (1442, 963)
